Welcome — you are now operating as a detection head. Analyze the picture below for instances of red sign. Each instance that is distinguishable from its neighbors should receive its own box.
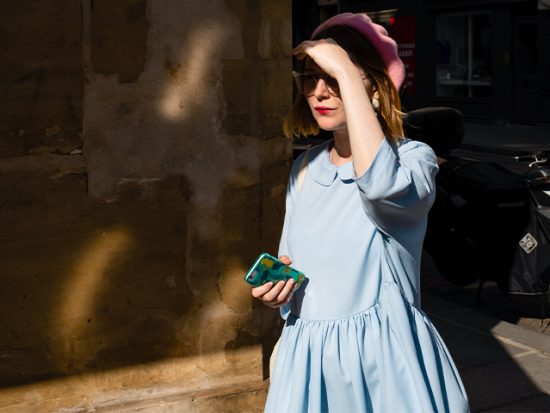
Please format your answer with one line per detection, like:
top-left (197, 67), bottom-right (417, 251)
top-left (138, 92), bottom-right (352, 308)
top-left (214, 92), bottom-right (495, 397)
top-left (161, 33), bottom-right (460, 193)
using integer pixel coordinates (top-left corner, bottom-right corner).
top-left (388, 16), bottom-right (416, 96)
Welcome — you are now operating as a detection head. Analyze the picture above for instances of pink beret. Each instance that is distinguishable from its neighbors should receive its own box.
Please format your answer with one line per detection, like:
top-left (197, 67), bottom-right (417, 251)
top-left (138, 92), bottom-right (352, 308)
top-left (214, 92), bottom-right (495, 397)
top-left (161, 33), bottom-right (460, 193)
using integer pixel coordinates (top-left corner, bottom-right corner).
top-left (312, 13), bottom-right (405, 91)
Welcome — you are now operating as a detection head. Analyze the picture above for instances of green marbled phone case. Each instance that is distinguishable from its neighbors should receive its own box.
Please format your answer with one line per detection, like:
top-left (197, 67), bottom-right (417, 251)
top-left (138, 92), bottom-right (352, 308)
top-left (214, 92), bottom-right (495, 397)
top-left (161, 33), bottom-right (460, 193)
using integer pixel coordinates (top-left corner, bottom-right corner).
top-left (244, 252), bottom-right (305, 288)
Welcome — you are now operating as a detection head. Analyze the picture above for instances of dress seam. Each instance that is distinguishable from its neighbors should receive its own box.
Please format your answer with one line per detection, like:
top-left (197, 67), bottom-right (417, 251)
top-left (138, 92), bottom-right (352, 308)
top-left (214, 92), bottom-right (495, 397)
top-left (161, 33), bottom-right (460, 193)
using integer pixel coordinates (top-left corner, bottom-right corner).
top-left (288, 301), bottom-right (382, 324)
top-left (287, 279), bottom-right (423, 324)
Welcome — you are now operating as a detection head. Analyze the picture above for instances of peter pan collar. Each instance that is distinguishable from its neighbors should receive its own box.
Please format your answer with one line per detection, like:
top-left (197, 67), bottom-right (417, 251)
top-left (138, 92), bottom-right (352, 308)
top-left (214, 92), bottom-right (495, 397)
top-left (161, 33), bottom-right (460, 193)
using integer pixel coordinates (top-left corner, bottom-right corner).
top-left (307, 139), bottom-right (356, 186)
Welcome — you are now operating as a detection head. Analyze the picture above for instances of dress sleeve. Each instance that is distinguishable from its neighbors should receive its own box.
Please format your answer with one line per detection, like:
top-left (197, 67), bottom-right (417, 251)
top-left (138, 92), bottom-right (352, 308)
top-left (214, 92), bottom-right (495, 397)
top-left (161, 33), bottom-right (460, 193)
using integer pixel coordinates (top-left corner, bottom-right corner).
top-left (353, 139), bottom-right (438, 238)
top-left (277, 151), bottom-right (306, 320)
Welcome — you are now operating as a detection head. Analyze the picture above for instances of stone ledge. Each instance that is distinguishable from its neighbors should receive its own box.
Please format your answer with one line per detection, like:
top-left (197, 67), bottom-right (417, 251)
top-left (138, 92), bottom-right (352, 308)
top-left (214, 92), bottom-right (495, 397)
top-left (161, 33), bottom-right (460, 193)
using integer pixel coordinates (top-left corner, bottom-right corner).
top-left (0, 368), bottom-right (267, 413)
top-left (92, 378), bottom-right (269, 413)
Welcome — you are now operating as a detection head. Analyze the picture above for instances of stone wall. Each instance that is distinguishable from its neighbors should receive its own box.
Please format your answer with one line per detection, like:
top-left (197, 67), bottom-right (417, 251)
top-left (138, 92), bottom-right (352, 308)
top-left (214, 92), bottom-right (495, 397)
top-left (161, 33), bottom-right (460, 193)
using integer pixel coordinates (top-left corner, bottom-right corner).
top-left (0, 1), bottom-right (82, 157)
top-left (0, 0), bottom-right (292, 411)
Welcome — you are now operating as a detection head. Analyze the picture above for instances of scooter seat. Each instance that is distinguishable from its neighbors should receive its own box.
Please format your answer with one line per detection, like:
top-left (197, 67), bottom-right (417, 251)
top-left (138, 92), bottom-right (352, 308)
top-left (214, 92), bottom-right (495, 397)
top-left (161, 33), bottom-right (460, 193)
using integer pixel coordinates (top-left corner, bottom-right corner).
top-left (404, 107), bottom-right (464, 157)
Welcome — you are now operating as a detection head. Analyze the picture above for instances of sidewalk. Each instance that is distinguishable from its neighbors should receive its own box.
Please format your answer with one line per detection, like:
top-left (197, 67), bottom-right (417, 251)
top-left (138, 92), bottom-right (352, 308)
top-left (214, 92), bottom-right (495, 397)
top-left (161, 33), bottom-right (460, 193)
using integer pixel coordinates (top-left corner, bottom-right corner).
top-left (422, 291), bottom-right (550, 412)
top-left (425, 122), bottom-right (550, 411)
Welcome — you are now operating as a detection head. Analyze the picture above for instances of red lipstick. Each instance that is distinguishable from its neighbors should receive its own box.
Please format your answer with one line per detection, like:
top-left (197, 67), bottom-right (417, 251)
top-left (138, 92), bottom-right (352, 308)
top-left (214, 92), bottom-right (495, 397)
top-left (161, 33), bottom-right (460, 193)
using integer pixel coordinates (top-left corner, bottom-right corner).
top-left (315, 106), bottom-right (334, 115)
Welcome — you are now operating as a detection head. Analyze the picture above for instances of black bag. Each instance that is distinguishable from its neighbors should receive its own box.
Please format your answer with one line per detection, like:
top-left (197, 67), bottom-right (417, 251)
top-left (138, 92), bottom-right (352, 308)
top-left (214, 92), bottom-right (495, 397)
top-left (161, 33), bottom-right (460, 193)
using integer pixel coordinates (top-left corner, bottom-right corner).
top-left (509, 205), bottom-right (550, 295)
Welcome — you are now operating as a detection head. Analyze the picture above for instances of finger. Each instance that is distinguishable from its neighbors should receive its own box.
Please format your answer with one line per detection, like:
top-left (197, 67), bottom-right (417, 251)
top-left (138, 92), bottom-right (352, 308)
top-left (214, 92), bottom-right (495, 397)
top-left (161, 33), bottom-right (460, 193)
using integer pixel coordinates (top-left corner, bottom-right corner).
top-left (279, 255), bottom-right (292, 265)
top-left (292, 40), bottom-right (313, 52)
top-left (262, 281), bottom-right (286, 302)
top-left (277, 278), bottom-right (295, 303)
top-left (292, 51), bottom-right (307, 61)
top-left (292, 39), bottom-right (331, 55)
top-left (291, 46), bottom-right (307, 56)
top-left (292, 42), bottom-right (314, 59)
top-left (251, 282), bottom-right (273, 298)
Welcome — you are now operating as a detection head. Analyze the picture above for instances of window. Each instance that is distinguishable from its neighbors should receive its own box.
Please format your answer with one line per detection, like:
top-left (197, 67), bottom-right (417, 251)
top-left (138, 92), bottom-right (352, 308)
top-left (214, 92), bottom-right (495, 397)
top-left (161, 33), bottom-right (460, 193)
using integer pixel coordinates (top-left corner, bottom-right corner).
top-left (436, 12), bottom-right (491, 98)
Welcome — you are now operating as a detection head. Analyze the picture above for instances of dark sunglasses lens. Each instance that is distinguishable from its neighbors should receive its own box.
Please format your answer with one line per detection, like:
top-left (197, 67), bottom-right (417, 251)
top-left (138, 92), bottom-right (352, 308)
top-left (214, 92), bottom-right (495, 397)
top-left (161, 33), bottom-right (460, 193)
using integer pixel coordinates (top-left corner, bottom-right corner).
top-left (326, 77), bottom-right (339, 93)
top-left (302, 75), bottom-right (318, 94)
top-left (293, 73), bottom-right (339, 95)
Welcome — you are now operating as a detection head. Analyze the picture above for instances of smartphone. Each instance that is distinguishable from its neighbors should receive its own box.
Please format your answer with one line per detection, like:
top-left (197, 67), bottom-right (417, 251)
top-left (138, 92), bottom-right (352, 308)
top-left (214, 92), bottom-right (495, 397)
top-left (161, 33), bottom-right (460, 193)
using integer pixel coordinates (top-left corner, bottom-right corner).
top-left (244, 252), bottom-right (305, 288)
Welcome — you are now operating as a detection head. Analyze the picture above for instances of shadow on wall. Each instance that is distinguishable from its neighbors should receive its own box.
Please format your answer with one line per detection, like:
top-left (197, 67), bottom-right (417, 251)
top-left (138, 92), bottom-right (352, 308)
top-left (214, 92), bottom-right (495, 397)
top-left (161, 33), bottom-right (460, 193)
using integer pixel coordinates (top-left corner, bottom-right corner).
top-left (0, 0), bottom-right (290, 392)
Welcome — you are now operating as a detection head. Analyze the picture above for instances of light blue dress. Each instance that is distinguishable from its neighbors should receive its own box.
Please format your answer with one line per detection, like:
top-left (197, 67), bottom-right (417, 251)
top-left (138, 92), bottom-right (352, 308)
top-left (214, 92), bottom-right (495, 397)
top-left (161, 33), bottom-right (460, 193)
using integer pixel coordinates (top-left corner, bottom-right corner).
top-left (265, 138), bottom-right (470, 413)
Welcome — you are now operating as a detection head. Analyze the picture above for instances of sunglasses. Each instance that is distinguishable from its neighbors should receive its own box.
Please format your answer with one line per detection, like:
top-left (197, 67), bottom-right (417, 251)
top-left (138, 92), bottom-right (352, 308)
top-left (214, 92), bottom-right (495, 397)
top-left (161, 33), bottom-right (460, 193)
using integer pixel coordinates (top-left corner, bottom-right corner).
top-left (292, 70), bottom-right (340, 96)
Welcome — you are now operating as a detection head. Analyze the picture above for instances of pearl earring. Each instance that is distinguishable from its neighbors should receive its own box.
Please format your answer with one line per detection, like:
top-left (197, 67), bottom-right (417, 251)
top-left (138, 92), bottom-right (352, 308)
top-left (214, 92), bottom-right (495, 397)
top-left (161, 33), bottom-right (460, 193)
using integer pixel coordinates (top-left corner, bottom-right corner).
top-left (371, 98), bottom-right (380, 112)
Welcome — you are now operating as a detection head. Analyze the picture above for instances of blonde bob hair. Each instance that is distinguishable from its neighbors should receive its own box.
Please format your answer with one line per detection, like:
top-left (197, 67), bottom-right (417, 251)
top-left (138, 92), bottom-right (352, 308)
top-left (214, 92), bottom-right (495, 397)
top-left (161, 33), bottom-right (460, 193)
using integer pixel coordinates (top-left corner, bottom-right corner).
top-left (283, 25), bottom-right (405, 144)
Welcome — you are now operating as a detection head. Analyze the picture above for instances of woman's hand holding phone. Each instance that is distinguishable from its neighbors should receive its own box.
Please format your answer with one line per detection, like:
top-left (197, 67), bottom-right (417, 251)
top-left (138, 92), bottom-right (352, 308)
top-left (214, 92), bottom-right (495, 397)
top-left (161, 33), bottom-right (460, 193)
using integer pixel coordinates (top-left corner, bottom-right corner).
top-left (251, 255), bottom-right (296, 308)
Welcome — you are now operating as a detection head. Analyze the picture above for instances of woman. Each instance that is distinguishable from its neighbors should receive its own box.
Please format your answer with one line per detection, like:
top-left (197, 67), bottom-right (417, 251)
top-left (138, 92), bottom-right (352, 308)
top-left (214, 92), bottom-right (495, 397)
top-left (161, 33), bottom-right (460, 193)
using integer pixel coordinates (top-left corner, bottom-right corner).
top-left (251, 13), bottom-right (470, 413)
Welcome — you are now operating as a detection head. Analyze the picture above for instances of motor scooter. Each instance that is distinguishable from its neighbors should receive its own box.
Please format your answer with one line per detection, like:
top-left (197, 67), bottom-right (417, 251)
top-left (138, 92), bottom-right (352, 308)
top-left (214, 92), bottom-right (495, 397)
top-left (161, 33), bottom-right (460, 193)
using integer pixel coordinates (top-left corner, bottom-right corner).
top-left (508, 151), bottom-right (550, 298)
top-left (404, 107), bottom-right (550, 309)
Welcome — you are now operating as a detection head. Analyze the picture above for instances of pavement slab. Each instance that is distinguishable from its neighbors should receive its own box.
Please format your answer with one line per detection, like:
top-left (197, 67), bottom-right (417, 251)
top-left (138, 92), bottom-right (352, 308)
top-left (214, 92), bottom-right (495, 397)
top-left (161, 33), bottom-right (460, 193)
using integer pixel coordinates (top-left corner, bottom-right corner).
top-left (441, 331), bottom-right (526, 370)
top-left (511, 353), bottom-right (550, 394)
top-left (422, 292), bottom-right (550, 412)
top-left (458, 358), bottom-right (543, 412)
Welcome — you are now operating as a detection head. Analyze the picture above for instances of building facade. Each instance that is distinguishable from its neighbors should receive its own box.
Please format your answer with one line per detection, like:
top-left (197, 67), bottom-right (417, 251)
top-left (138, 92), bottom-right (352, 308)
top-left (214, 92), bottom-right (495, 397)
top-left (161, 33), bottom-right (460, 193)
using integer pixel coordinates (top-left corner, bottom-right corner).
top-left (294, 0), bottom-right (550, 124)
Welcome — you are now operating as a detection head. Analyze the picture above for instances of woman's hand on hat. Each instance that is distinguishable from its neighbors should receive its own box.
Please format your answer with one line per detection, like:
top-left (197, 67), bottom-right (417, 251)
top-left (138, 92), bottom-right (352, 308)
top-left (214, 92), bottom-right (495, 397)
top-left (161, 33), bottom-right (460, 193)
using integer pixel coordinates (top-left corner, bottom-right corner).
top-left (292, 38), bottom-right (357, 80)
top-left (251, 255), bottom-right (296, 308)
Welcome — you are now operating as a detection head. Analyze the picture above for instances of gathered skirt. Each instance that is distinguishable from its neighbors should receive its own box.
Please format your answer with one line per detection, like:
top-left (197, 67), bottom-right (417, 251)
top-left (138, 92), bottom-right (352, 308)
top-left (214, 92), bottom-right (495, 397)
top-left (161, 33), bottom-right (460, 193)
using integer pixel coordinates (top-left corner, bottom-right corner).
top-left (265, 279), bottom-right (470, 413)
